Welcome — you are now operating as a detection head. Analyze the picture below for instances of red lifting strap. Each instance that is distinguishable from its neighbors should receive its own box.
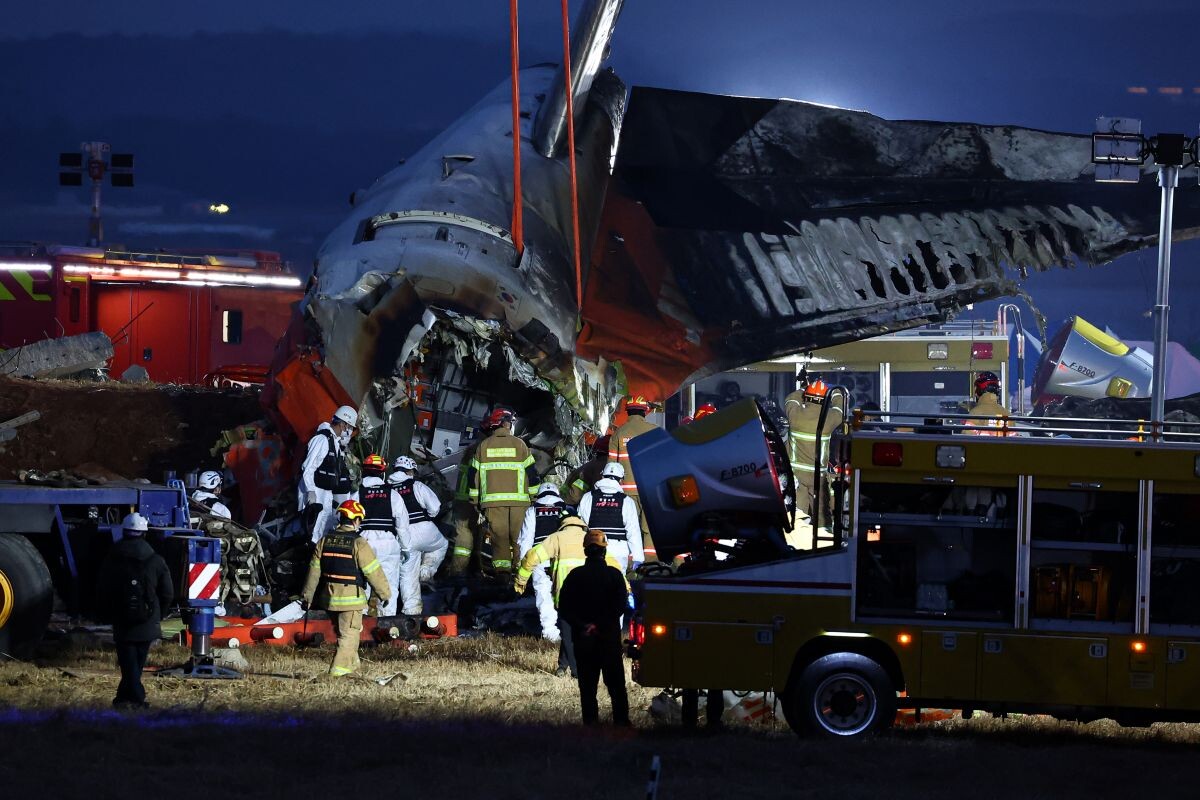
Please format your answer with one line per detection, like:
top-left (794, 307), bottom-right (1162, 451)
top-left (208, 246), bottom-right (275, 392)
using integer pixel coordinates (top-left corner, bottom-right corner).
top-left (560, 0), bottom-right (583, 312)
top-left (508, 0), bottom-right (524, 256)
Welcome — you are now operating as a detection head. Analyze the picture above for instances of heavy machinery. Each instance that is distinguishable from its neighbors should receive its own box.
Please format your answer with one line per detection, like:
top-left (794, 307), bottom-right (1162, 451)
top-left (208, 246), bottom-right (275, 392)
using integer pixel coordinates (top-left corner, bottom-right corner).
top-left (0, 479), bottom-right (224, 663)
top-left (628, 400), bottom-right (1200, 738)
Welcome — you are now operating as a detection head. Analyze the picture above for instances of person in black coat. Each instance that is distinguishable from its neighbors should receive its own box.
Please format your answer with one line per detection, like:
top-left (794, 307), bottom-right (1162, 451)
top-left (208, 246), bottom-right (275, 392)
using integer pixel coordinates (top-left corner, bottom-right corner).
top-left (95, 513), bottom-right (174, 709)
top-left (556, 529), bottom-right (631, 726)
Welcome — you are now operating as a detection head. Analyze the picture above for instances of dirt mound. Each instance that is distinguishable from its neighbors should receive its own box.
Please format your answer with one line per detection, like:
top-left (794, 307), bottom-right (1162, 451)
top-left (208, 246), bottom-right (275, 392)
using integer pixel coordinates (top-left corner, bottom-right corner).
top-left (0, 377), bottom-right (263, 480)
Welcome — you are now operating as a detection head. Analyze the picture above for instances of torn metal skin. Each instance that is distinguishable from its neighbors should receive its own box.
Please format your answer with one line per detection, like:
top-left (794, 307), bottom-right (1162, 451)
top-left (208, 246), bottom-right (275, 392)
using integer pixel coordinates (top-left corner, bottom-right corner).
top-left (266, 17), bottom-right (1200, 468)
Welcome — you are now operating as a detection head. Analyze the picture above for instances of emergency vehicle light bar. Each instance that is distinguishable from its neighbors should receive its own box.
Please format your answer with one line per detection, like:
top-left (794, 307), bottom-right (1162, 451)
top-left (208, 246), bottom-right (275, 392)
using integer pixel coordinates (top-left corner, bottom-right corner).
top-left (0, 262), bottom-right (52, 272)
top-left (60, 263), bottom-right (301, 288)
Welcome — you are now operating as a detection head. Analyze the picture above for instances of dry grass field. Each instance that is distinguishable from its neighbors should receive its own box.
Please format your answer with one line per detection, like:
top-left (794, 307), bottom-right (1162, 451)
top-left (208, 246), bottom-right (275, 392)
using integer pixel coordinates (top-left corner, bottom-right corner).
top-left (3, 634), bottom-right (1200, 799)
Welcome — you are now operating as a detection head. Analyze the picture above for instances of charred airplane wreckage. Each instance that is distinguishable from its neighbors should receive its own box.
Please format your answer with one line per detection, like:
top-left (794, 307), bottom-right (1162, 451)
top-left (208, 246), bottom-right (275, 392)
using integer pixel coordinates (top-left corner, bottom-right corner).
top-left (263, 0), bottom-right (1200, 474)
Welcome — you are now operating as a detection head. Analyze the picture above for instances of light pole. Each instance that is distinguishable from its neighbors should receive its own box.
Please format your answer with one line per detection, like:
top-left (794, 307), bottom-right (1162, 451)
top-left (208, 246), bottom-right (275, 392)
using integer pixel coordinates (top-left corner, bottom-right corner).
top-left (1092, 118), bottom-right (1196, 435)
top-left (59, 142), bottom-right (135, 247)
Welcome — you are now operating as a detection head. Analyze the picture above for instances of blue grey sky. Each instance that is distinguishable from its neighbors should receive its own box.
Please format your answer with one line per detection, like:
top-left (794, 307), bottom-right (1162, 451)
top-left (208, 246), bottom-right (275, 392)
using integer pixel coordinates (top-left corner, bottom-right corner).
top-left (3, 1), bottom-right (1198, 347)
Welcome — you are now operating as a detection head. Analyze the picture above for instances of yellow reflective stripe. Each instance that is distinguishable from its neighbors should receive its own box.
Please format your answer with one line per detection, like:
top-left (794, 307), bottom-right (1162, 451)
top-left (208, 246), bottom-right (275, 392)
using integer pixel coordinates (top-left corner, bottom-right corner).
top-left (521, 455), bottom-right (534, 467)
top-left (483, 492), bottom-right (530, 502)
top-left (328, 595), bottom-right (366, 607)
top-left (517, 544), bottom-right (546, 580)
top-left (493, 559), bottom-right (512, 569)
top-left (488, 447), bottom-right (518, 457)
top-left (330, 666), bottom-right (353, 676)
top-left (478, 461), bottom-right (528, 470)
top-left (572, 479), bottom-right (588, 490)
top-left (790, 431), bottom-right (821, 441)
top-left (453, 546), bottom-right (472, 557)
top-left (362, 559), bottom-right (381, 574)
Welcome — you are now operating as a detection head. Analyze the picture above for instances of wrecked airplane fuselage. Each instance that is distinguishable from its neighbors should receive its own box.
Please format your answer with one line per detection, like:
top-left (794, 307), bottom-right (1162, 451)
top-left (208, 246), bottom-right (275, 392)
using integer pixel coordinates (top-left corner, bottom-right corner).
top-left (265, 3), bottom-right (1200, 472)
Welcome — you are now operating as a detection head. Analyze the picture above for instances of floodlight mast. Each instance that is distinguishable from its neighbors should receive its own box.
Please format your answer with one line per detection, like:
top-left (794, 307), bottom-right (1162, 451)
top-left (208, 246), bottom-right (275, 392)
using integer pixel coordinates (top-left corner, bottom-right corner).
top-left (1092, 119), bottom-right (1197, 436)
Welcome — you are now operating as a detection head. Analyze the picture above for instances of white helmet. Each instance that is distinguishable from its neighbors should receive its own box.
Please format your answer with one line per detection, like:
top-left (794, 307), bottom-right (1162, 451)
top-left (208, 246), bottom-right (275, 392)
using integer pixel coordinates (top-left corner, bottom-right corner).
top-left (535, 482), bottom-right (560, 497)
top-left (198, 470), bottom-right (222, 490)
top-left (122, 512), bottom-right (149, 534)
top-left (392, 455), bottom-right (417, 472)
top-left (601, 461), bottom-right (625, 480)
top-left (332, 405), bottom-right (359, 428)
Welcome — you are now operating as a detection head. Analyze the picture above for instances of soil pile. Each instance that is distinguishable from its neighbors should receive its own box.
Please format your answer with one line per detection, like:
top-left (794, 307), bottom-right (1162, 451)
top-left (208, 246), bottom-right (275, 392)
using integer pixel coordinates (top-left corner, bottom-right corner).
top-left (0, 377), bottom-right (263, 480)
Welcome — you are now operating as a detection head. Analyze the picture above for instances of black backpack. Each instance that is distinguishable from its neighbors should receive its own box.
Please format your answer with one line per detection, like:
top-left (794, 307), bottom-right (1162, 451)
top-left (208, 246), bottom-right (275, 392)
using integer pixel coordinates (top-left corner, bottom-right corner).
top-left (118, 555), bottom-right (158, 625)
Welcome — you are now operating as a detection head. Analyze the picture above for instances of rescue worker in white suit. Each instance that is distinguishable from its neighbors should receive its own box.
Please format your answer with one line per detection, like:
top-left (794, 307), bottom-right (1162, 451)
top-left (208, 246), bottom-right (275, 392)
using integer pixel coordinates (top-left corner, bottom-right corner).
top-left (577, 462), bottom-right (644, 573)
top-left (354, 454), bottom-right (408, 617)
top-left (517, 483), bottom-right (570, 642)
top-left (298, 405), bottom-right (358, 542)
top-left (388, 455), bottom-right (448, 615)
top-left (192, 470), bottom-right (232, 520)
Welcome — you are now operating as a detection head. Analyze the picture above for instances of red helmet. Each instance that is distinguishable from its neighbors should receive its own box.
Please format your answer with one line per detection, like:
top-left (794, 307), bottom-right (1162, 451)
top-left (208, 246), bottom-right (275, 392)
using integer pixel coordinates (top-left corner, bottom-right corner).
top-left (336, 499), bottom-right (366, 523)
top-left (694, 403), bottom-right (717, 420)
top-left (625, 395), bottom-right (651, 414)
top-left (974, 371), bottom-right (1001, 397)
top-left (803, 380), bottom-right (829, 400)
top-left (363, 454), bottom-right (387, 473)
top-left (484, 408), bottom-right (515, 431)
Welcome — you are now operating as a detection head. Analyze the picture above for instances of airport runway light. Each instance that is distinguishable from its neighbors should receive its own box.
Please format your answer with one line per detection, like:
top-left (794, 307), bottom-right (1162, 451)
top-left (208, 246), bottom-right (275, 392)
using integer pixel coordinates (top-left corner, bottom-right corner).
top-left (209, 203), bottom-right (231, 215)
top-left (1092, 116), bottom-right (1199, 432)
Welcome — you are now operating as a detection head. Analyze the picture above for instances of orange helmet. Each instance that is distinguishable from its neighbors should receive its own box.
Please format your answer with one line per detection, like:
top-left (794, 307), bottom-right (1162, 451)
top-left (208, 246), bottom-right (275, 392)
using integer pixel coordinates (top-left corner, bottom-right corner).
top-left (336, 499), bottom-right (365, 523)
top-left (363, 454), bottom-right (387, 473)
top-left (803, 380), bottom-right (829, 400)
top-left (626, 395), bottom-right (651, 413)
top-left (694, 403), bottom-right (717, 419)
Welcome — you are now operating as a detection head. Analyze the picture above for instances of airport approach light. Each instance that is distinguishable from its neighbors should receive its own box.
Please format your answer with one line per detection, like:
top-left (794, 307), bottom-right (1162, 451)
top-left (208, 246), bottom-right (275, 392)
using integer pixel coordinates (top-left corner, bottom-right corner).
top-left (209, 203), bottom-right (231, 215)
top-left (1092, 116), bottom-right (1200, 431)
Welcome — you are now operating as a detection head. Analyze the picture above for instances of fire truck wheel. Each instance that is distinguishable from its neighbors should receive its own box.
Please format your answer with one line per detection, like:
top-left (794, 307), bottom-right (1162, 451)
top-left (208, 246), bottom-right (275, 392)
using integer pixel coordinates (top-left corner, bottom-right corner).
top-left (785, 653), bottom-right (896, 738)
top-left (0, 535), bottom-right (54, 659)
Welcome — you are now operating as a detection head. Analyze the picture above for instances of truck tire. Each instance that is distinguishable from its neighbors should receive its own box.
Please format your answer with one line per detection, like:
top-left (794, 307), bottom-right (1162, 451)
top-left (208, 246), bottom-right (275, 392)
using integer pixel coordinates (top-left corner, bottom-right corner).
top-left (0, 535), bottom-right (54, 659)
top-left (783, 652), bottom-right (896, 738)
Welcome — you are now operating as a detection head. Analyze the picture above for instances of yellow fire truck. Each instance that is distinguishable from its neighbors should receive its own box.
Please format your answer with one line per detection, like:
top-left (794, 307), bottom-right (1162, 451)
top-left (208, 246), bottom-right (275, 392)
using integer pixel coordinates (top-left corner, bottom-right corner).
top-left (627, 398), bottom-right (1200, 737)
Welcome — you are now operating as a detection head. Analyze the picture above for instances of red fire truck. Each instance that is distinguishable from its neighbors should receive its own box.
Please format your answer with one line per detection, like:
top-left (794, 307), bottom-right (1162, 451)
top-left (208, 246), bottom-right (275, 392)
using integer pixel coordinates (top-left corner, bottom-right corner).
top-left (0, 242), bottom-right (303, 384)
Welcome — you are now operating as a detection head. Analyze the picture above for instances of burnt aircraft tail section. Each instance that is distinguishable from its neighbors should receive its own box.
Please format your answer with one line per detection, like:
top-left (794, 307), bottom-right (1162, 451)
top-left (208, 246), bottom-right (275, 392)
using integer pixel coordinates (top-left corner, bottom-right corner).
top-left (579, 86), bottom-right (1200, 401)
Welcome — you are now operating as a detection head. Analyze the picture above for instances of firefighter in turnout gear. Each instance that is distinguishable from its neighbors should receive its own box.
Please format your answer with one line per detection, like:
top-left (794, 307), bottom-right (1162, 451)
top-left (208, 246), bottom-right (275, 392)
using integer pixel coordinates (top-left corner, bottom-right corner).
top-left (448, 438), bottom-right (483, 576)
top-left (469, 408), bottom-right (538, 575)
top-left (298, 405), bottom-right (358, 542)
top-left (577, 462), bottom-right (643, 573)
top-left (609, 396), bottom-right (657, 560)
top-left (514, 516), bottom-right (628, 676)
top-left (561, 435), bottom-right (609, 507)
top-left (355, 454), bottom-right (407, 616)
top-left (301, 500), bottom-right (391, 677)
top-left (389, 455), bottom-right (448, 614)
top-left (967, 370), bottom-right (1009, 435)
top-left (517, 483), bottom-right (570, 642)
top-left (784, 378), bottom-right (842, 528)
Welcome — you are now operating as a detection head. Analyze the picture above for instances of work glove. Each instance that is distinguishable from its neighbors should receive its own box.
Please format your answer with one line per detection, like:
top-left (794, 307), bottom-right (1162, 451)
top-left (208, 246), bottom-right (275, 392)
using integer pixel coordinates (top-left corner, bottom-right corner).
top-left (306, 491), bottom-right (318, 505)
top-left (367, 596), bottom-right (380, 617)
top-left (513, 578), bottom-right (527, 595)
top-left (299, 598), bottom-right (310, 611)
top-left (630, 561), bottom-right (643, 573)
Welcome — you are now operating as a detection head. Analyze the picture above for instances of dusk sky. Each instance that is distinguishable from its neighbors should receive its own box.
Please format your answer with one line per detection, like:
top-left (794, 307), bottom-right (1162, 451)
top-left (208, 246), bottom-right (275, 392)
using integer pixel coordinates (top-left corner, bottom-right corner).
top-left (3, 1), bottom-right (1198, 349)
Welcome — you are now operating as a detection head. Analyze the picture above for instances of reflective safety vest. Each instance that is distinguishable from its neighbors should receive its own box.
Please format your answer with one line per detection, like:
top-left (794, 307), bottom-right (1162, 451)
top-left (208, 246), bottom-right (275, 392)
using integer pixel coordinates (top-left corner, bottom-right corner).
top-left (533, 502), bottom-right (567, 544)
top-left (588, 489), bottom-right (627, 541)
top-left (313, 430), bottom-right (352, 494)
top-left (396, 479), bottom-right (432, 524)
top-left (470, 430), bottom-right (536, 507)
top-left (359, 485), bottom-right (395, 534)
top-left (785, 393), bottom-right (842, 473)
top-left (319, 532), bottom-right (366, 588)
